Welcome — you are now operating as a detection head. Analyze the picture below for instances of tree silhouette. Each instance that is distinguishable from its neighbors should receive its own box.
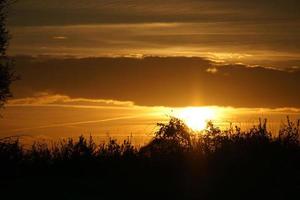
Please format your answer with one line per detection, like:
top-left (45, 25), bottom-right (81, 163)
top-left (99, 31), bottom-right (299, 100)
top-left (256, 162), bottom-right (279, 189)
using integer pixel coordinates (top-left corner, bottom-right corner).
top-left (140, 117), bottom-right (192, 156)
top-left (0, 0), bottom-right (17, 108)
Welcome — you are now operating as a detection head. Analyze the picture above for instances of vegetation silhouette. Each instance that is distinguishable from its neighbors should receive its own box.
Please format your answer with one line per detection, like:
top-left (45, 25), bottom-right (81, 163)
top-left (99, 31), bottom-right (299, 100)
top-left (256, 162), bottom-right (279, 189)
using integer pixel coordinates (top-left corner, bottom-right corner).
top-left (0, 0), bottom-right (18, 108)
top-left (0, 117), bottom-right (299, 199)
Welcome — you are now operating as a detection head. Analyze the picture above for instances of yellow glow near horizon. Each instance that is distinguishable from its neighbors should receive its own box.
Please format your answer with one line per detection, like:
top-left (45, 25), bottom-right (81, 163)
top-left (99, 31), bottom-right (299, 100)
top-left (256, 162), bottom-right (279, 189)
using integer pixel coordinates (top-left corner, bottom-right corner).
top-left (175, 107), bottom-right (217, 131)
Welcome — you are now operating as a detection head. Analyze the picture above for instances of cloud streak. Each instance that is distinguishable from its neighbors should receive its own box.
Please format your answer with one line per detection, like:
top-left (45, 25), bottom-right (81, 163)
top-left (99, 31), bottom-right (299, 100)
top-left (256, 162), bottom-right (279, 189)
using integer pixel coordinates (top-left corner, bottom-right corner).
top-left (8, 93), bottom-right (135, 108)
top-left (3, 114), bottom-right (148, 133)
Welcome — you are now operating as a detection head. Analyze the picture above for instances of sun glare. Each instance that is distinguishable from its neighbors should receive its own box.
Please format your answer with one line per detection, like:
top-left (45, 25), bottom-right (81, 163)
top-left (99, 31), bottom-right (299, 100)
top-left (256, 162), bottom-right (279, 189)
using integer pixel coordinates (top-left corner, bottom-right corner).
top-left (175, 107), bottom-right (217, 131)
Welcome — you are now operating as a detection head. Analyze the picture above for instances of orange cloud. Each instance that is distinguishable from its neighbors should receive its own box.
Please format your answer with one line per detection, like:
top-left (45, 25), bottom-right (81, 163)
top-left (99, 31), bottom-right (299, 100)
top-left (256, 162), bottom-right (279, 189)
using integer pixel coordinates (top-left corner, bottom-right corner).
top-left (8, 93), bottom-right (135, 108)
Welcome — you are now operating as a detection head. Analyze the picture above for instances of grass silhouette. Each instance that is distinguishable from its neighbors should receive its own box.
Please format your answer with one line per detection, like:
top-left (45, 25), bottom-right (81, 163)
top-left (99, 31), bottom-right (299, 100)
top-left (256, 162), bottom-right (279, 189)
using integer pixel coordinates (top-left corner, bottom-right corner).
top-left (0, 117), bottom-right (299, 199)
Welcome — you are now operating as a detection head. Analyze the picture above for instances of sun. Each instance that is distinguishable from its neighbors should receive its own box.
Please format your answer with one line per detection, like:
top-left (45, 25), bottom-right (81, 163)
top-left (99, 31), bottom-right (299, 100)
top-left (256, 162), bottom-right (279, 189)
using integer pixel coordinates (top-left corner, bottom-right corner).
top-left (175, 107), bottom-right (217, 131)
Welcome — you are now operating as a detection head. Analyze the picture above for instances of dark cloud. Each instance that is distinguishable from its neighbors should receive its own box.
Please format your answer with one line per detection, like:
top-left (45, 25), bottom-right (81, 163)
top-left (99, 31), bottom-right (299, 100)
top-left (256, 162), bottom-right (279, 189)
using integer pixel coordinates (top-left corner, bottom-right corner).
top-left (8, 0), bottom-right (300, 26)
top-left (11, 56), bottom-right (300, 108)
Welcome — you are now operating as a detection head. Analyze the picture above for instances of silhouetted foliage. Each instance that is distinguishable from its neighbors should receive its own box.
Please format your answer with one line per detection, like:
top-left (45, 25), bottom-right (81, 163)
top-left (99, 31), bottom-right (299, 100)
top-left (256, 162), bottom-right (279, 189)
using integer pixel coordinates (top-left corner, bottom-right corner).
top-left (141, 117), bottom-right (192, 156)
top-left (0, 0), bottom-right (11, 54)
top-left (0, 0), bottom-right (17, 108)
top-left (0, 118), bottom-right (299, 199)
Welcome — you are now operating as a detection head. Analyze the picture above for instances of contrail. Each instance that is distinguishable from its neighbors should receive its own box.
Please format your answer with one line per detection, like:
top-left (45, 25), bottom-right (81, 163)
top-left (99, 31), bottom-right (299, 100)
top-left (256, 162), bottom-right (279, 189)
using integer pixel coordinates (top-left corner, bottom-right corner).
top-left (4, 114), bottom-right (150, 133)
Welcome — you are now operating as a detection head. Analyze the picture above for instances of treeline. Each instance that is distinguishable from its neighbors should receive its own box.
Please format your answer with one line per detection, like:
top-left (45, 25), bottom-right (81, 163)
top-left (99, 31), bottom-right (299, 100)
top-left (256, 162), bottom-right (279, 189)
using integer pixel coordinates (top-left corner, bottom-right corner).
top-left (0, 117), bottom-right (299, 199)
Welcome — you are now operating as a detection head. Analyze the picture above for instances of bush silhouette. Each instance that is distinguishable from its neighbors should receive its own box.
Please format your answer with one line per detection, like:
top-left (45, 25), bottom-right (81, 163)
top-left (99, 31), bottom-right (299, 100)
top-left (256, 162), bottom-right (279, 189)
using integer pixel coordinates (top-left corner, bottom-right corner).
top-left (140, 117), bottom-right (192, 157)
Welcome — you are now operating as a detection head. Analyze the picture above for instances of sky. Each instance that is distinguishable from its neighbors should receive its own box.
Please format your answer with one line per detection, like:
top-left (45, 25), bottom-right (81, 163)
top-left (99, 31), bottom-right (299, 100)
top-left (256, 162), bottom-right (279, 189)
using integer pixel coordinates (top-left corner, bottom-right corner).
top-left (7, 0), bottom-right (300, 67)
top-left (1, 0), bottom-right (300, 141)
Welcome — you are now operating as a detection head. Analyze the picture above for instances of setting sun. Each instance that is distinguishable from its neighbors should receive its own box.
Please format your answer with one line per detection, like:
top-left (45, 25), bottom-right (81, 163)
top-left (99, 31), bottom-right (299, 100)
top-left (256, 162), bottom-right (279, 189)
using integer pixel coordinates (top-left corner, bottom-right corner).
top-left (175, 107), bottom-right (217, 131)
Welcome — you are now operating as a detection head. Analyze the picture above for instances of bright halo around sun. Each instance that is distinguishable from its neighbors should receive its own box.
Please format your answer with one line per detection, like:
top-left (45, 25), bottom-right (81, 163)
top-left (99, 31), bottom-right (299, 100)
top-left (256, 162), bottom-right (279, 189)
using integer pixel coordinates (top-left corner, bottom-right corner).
top-left (175, 107), bottom-right (217, 131)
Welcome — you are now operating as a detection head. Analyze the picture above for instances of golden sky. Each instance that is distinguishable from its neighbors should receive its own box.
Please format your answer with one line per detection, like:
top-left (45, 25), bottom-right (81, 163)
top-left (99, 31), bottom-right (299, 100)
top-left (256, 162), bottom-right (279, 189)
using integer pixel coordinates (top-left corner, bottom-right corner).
top-left (2, 93), bottom-right (300, 143)
top-left (1, 1), bottom-right (300, 141)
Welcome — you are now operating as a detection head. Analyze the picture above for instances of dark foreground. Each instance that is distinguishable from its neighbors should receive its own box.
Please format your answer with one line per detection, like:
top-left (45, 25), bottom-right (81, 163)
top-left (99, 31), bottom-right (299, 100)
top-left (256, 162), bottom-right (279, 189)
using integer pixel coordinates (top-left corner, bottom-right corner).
top-left (1, 118), bottom-right (300, 200)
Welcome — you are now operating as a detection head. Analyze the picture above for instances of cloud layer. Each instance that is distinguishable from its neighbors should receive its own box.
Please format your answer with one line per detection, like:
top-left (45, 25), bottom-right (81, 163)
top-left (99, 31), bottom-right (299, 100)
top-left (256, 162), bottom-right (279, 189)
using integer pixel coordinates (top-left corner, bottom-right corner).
top-left (11, 56), bottom-right (300, 108)
top-left (6, 1), bottom-right (300, 67)
top-left (9, 0), bottom-right (300, 26)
